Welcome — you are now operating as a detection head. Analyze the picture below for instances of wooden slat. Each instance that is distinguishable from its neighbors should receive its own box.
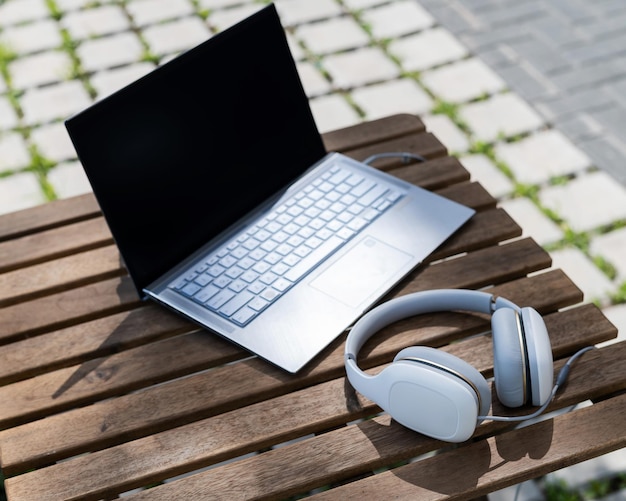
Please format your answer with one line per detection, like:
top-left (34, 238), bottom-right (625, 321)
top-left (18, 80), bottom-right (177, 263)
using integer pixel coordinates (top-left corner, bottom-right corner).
top-left (0, 271), bottom-right (600, 475)
top-left (0, 305), bottom-right (195, 385)
top-left (0, 245), bottom-right (124, 307)
top-left (0, 217), bottom-right (112, 273)
top-left (388, 237), bottom-right (552, 301)
top-left (21, 344), bottom-right (621, 501)
top-left (347, 131), bottom-right (448, 166)
top-left (388, 155), bottom-right (471, 191)
top-left (435, 181), bottom-right (497, 211)
top-left (0, 276), bottom-right (141, 342)
top-left (429, 207), bottom-right (520, 261)
top-left (322, 114), bottom-right (425, 152)
top-left (0, 329), bottom-right (245, 429)
top-left (0, 193), bottom-right (100, 242)
top-left (306, 394), bottom-right (626, 501)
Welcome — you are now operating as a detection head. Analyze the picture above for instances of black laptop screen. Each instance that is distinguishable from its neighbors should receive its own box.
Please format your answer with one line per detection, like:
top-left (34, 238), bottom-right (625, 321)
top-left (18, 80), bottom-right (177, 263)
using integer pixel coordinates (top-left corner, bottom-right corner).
top-left (65, 5), bottom-right (326, 296)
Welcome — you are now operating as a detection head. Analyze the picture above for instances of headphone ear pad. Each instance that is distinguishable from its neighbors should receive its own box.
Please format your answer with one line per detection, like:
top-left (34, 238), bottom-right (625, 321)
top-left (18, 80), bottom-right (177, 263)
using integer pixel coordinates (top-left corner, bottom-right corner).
top-left (521, 307), bottom-right (554, 406)
top-left (492, 308), bottom-right (526, 408)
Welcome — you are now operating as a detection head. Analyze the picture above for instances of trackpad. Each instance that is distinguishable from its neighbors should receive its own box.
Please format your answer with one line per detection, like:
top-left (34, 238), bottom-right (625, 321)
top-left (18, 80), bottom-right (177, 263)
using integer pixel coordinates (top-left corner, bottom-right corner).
top-left (310, 236), bottom-right (413, 308)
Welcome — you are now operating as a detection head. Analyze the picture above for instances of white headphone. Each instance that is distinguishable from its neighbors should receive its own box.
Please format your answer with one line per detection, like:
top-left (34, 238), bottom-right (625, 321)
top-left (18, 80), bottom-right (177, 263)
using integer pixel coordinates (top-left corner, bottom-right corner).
top-left (344, 289), bottom-right (555, 443)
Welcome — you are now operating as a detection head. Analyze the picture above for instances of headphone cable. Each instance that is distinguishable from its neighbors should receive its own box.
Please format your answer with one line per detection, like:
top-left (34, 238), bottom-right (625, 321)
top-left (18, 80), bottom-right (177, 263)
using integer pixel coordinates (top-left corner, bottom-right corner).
top-left (362, 152), bottom-right (427, 165)
top-left (478, 346), bottom-right (596, 422)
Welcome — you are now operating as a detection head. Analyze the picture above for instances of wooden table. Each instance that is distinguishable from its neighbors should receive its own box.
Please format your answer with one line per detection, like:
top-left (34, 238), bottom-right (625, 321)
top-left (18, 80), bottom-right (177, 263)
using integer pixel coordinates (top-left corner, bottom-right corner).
top-left (0, 114), bottom-right (624, 500)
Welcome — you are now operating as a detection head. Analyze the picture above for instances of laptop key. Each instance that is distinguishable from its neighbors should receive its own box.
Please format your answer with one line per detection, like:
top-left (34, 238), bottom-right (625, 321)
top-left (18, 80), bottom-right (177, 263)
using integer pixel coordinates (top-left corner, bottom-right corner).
top-left (195, 284), bottom-right (220, 303)
top-left (232, 306), bottom-right (256, 325)
top-left (284, 235), bottom-right (343, 282)
top-left (208, 290), bottom-right (236, 310)
top-left (220, 290), bottom-right (254, 317)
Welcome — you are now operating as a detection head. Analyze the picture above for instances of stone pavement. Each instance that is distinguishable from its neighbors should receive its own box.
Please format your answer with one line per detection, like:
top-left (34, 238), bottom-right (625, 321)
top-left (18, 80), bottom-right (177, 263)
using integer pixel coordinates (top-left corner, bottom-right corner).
top-left (0, 0), bottom-right (625, 499)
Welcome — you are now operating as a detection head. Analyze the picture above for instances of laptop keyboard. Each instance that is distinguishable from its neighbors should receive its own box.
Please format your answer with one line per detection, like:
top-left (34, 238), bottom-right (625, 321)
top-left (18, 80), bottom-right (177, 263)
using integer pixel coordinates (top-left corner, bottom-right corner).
top-left (169, 163), bottom-right (405, 326)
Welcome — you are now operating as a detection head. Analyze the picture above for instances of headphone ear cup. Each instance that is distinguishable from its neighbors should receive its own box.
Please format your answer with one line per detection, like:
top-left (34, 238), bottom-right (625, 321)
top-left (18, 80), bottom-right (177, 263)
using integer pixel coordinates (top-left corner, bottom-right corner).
top-left (492, 308), bottom-right (527, 407)
top-left (393, 346), bottom-right (491, 419)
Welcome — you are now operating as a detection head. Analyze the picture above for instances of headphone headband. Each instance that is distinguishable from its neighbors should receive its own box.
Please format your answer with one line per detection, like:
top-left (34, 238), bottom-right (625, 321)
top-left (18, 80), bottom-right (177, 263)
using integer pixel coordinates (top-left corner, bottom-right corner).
top-left (345, 289), bottom-right (520, 363)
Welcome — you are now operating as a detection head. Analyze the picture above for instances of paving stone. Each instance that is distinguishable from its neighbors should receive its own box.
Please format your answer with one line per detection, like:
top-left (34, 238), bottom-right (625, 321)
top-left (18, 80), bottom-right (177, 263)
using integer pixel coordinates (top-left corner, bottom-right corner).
top-left (0, 0), bottom-right (49, 27)
top-left (0, 171), bottom-right (46, 215)
top-left (527, 11), bottom-right (585, 46)
top-left (590, 227), bottom-right (626, 283)
top-left (495, 60), bottom-right (557, 101)
top-left (274, 0), bottom-right (343, 27)
top-left (0, 97), bottom-right (20, 130)
top-left (457, 24), bottom-right (528, 53)
top-left (360, 0), bottom-right (435, 39)
top-left (352, 79), bottom-right (433, 120)
top-left (205, 4), bottom-right (264, 31)
top-left (539, 171), bottom-right (626, 233)
top-left (296, 61), bottom-right (332, 98)
top-left (0, 19), bottom-right (63, 55)
top-left (549, 247), bottom-right (615, 304)
top-left (343, 0), bottom-right (389, 9)
top-left (578, 135), bottom-right (626, 187)
top-left (564, 29), bottom-right (626, 65)
top-left (551, 55), bottom-right (626, 92)
top-left (198, 0), bottom-right (246, 8)
top-left (458, 153), bottom-right (514, 199)
top-left (504, 36), bottom-right (571, 75)
top-left (56, 0), bottom-right (104, 11)
top-left (488, 479), bottom-right (544, 501)
top-left (553, 113), bottom-right (604, 142)
top-left (479, 0), bottom-right (547, 26)
top-left (30, 122), bottom-right (78, 163)
top-left (308, 93), bottom-right (360, 134)
top-left (142, 17), bottom-right (211, 56)
top-left (458, 93), bottom-right (545, 143)
top-left (323, 47), bottom-right (400, 89)
top-left (588, 104), bottom-right (626, 147)
top-left (546, 448), bottom-right (626, 489)
top-left (421, 58), bottom-right (506, 104)
top-left (0, 132), bottom-right (31, 171)
top-left (421, 114), bottom-right (469, 153)
top-left (61, 5), bottom-right (130, 40)
top-left (47, 161), bottom-right (93, 198)
top-left (498, 197), bottom-right (563, 246)
top-left (90, 62), bottom-right (156, 100)
top-left (20, 80), bottom-right (92, 125)
top-left (125, 0), bottom-right (195, 28)
top-left (478, 46), bottom-right (518, 69)
top-left (9, 50), bottom-right (74, 90)
top-left (294, 16), bottom-right (369, 55)
top-left (494, 129), bottom-right (591, 185)
top-left (77, 32), bottom-right (144, 72)
top-left (388, 27), bottom-right (468, 72)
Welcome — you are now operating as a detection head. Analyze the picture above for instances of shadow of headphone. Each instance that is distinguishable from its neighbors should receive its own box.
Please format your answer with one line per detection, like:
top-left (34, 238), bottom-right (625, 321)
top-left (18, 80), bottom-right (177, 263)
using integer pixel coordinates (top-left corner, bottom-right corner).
top-left (345, 289), bottom-right (593, 443)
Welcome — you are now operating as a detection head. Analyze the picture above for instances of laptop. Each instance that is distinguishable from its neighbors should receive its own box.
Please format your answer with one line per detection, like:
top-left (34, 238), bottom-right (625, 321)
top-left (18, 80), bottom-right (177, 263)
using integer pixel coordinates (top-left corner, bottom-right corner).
top-left (65, 3), bottom-right (475, 373)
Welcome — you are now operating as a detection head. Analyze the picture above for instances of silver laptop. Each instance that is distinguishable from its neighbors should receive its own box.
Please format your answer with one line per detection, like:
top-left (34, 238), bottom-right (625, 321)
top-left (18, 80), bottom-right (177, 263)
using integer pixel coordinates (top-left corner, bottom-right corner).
top-left (65, 4), bottom-right (475, 373)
